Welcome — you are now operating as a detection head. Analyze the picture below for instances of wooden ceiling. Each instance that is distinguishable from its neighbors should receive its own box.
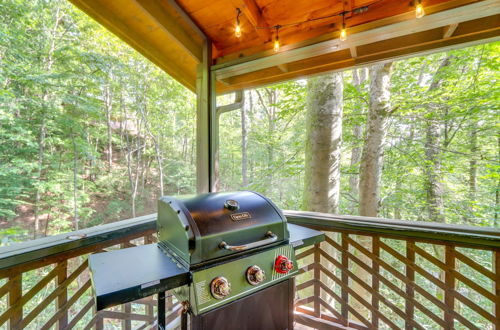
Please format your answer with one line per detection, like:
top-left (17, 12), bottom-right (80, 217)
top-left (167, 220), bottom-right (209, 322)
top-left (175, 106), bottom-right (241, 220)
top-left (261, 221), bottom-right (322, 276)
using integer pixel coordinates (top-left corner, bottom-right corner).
top-left (69, 0), bottom-right (500, 93)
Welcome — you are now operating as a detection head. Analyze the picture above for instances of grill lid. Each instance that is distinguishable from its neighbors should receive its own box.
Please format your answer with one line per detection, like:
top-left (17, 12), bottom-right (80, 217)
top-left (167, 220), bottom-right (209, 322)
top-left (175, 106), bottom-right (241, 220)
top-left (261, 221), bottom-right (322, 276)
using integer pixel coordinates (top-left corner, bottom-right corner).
top-left (157, 191), bottom-right (288, 266)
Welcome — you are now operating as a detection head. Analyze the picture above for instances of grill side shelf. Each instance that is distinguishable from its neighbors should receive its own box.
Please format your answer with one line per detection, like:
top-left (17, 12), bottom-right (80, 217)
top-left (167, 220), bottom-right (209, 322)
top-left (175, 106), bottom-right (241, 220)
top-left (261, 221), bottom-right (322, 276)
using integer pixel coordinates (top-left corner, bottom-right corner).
top-left (89, 244), bottom-right (190, 311)
top-left (288, 223), bottom-right (325, 249)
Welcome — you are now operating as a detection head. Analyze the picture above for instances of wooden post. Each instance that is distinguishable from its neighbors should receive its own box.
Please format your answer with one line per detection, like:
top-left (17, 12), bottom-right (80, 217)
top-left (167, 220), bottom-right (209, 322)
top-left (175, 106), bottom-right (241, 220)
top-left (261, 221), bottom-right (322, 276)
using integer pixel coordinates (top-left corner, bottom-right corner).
top-left (8, 274), bottom-right (22, 330)
top-left (196, 39), bottom-right (216, 193)
top-left (313, 243), bottom-right (320, 317)
top-left (120, 243), bottom-right (132, 330)
top-left (57, 261), bottom-right (68, 329)
top-left (372, 236), bottom-right (380, 329)
top-left (444, 245), bottom-right (455, 327)
top-left (341, 232), bottom-right (349, 325)
top-left (494, 250), bottom-right (500, 329)
top-left (405, 240), bottom-right (415, 330)
top-left (144, 235), bottom-right (154, 321)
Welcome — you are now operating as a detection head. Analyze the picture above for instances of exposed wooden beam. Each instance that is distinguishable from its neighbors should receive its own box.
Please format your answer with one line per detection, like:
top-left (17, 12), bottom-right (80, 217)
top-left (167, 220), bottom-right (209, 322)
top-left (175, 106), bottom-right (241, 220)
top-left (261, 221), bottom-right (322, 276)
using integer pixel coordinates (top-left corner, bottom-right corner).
top-left (213, 0), bottom-right (500, 80)
top-left (68, 0), bottom-right (198, 91)
top-left (215, 0), bottom-right (478, 61)
top-left (242, 0), bottom-right (272, 42)
top-left (217, 24), bottom-right (499, 93)
top-left (443, 23), bottom-right (459, 38)
top-left (277, 64), bottom-right (289, 72)
top-left (134, 0), bottom-right (203, 61)
top-left (350, 46), bottom-right (357, 58)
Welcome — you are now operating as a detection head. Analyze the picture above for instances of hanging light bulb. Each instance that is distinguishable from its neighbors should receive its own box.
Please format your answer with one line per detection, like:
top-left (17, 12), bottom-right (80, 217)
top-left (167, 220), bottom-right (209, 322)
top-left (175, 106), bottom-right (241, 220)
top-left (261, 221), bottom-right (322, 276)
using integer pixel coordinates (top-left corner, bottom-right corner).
top-left (340, 23), bottom-right (347, 41)
top-left (235, 8), bottom-right (242, 37)
top-left (415, 0), bottom-right (425, 18)
top-left (339, 14), bottom-right (347, 41)
top-left (235, 24), bottom-right (241, 38)
top-left (273, 26), bottom-right (280, 52)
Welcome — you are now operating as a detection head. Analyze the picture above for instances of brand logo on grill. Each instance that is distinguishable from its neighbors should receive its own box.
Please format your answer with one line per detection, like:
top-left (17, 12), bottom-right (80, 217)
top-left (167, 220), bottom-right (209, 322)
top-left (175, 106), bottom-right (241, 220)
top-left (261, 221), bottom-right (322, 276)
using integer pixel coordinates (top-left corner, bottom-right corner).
top-left (230, 212), bottom-right (251, 221)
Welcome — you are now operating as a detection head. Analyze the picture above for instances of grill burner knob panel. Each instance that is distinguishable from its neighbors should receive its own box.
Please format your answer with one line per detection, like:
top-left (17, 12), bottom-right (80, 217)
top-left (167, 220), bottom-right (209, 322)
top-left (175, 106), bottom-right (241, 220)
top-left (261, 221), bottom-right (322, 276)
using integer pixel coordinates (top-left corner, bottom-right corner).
top-left (274, 255), bottom-right (294, 274)
top-left (246, 265), bottom-right (265, 285)
top-left (210, 277), bottom-right (231, 299)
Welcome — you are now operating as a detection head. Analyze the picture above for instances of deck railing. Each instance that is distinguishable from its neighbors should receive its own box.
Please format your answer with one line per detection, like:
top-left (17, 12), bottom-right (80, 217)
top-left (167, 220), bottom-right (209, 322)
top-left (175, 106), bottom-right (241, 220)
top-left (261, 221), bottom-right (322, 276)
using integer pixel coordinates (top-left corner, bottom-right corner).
top-left (1, 212), bottom-right (499, 329)
top-left (0, 214), bottom-right (180, 330)
top-left (289, 211), bottom-right (500, 330)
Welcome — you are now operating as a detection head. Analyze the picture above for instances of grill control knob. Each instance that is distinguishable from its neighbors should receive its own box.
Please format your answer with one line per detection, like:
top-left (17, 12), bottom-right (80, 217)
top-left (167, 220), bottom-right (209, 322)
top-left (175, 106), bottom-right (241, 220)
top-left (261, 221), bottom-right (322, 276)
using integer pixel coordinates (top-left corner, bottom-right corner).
top-left (246, 265), bottom-right (265, 285)
top-left (274, 255), bottom-right (294, 274)
top-left (210, 276), bottom-right (231, 299)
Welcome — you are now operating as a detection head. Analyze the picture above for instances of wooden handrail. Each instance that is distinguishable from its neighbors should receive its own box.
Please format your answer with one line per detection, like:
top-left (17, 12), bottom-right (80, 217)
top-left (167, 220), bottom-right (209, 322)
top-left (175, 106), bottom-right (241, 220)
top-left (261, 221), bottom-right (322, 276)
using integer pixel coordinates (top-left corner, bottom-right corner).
top-left (285, 210), bottom-right (500, 248)
top-left (0, 214), bottom-right (156, 276)
top-left (2, 210), bottom-right (499, 275)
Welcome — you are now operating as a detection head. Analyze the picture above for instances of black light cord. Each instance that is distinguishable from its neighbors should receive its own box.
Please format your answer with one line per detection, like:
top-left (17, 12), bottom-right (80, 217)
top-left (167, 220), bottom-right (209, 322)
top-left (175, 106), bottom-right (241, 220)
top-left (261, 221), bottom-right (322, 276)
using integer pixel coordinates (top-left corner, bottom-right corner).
top-left (251, 0), bottom-right (383, 30)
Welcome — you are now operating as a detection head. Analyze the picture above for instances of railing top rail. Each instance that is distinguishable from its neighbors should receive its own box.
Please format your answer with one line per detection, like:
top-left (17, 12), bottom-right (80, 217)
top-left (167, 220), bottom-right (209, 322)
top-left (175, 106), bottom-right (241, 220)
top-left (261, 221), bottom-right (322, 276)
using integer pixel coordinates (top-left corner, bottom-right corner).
top-left (285, 210), bottom-right (500, 249)
top-left (1, 210), bottom-right (499, 276)
top-left (0, 214), bottom-right (157, 275)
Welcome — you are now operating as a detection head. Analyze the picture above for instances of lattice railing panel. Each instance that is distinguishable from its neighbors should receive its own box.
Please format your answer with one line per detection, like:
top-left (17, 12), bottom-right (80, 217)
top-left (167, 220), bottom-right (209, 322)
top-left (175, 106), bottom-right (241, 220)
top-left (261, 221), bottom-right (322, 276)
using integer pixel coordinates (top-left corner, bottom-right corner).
top-left (0, 231), bottom-right (182, 330)
top-left (295, 229), bottom-right (500, 330)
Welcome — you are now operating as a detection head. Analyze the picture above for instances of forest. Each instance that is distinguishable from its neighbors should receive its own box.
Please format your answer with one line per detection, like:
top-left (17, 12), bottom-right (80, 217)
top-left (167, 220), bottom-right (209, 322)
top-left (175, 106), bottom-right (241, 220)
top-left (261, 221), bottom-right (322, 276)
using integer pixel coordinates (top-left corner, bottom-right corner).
top-left (1, 0), bottom-right (499, 246)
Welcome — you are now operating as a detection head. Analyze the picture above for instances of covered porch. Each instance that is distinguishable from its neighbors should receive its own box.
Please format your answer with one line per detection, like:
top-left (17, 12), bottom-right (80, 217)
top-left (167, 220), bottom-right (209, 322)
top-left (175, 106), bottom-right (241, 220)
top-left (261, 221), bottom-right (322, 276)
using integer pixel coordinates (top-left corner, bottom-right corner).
top-left (0, 0), bottom-right (499, 328)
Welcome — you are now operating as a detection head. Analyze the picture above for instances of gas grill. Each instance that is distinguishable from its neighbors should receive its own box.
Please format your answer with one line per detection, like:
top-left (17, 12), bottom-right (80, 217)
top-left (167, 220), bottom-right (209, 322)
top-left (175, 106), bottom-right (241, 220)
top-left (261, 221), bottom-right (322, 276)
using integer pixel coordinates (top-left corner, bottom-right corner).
top-left (89, 191), bottom-right (324, 329)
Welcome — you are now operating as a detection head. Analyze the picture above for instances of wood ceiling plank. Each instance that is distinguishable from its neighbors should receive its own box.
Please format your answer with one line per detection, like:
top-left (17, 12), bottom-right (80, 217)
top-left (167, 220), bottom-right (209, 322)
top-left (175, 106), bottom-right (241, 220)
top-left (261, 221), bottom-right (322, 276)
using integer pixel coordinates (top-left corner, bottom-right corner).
top-left (214, 0), bottom-right (473, 60)
top-left (217, 22), bottom-right (499, 93)
top-left (242, 0), bottom-right (272, 42)
top-left (133, 0), bottom-right (203, 61)
top-left (214, 0), bottom-right (500, 79)
top-left (68, 0), bottom-right (198, 91)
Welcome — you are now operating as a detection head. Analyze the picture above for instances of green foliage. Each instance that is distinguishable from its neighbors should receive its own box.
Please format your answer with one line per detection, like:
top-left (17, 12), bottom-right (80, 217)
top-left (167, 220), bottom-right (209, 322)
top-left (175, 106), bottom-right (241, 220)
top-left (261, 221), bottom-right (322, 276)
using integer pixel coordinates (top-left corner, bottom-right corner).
top-left (0, 0), bottom-right (196, 242)
top-left (219, 43), bottom-right (500, 228)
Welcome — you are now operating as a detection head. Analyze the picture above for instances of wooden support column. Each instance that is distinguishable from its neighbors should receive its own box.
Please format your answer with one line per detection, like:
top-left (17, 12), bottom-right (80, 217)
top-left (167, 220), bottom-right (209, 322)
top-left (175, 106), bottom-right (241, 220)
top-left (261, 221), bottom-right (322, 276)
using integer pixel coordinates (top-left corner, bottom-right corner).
top-left (444, 245), bottom-right (455, 327)
top-left (8, 274), bottom-right (22, 330)
top-left (372, 236), bottom-right (380, 329)
top-left (57, 261), bottom-right (68, 329)
top-left (405, 240), bottom-right (415, 330)
top-left (494, 250), bottom-right (500, 329)
top-left (120, 244), bottom-right (132, 330)
top-left (196, 39), bottom-right (216, 193)
top-left (313, 243), bottom-right (320, 317)
top-left (341, 233), bottom-right (349, 325)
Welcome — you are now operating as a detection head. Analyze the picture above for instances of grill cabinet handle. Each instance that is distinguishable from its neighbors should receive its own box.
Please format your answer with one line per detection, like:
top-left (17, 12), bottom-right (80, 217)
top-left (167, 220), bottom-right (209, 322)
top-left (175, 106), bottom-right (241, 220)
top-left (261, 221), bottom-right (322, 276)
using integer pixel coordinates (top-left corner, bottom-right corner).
top-left (219, 231), bottom-right (278, 251)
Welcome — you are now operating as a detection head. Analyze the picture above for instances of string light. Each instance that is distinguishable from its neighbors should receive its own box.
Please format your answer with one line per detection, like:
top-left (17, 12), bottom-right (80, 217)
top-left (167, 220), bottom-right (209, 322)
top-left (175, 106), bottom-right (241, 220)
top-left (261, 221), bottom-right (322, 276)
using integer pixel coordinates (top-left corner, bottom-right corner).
top-left (339, 13), bottom-right (347, 41)
top-left (273, 26), bottom-right (281, 52)
top-left (235, 8), bottom-right (242, 37)
top-left (415, 0), bottom-right (425, 18)
top-left (234, 0), bottom-right (423, 52)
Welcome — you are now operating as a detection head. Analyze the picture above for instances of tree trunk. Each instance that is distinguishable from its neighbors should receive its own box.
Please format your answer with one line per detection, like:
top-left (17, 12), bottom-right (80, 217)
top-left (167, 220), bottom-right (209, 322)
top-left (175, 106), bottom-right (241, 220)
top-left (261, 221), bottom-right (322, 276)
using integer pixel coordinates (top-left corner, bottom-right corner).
top-left (349, 68), bottom-right (367, 214)
top-left (72, 135), bottom-right (79, 230)
top-left (139, 104), bottom-right (164, 196)
top-left (241, 91), bottom-right (250, 187)
top-left (468, 125), bottom-right (478, 203)
top-left (104, 83), bottom-right (113, 172)
top-left (303, 73), bottom-right (343, 214)
top-left (359, 62), bottom-right (393, 217)
top-left (34, 6), bottom-right (62, 238)
top-left (424, 56), bottom-right (453, 224)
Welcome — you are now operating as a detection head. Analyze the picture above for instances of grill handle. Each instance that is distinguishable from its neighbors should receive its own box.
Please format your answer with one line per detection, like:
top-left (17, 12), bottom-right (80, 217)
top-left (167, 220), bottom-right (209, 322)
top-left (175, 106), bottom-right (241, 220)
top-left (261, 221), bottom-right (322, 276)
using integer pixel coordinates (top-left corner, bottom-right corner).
top-left (219, 231), bottom-right (277, 251)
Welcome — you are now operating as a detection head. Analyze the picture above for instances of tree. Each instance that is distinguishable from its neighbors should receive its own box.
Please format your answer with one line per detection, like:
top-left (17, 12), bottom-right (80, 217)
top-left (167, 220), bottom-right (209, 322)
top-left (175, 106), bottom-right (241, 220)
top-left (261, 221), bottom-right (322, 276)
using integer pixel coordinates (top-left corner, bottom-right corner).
top-left (423, 55), bottom-right (453, 224)
top-left (302, 73), bottom-right (343, 213)
top-left (359, 62), bottom-right (393, 217)
top-left (348, 68), bottom-right (368, 214)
